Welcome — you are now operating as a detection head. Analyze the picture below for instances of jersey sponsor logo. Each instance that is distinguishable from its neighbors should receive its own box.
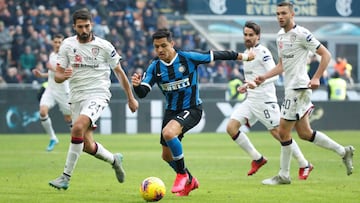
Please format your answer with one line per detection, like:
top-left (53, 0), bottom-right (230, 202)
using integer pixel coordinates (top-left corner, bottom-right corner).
top-left (75, 54), bottom-right (82, 62)
top-left (160, 78), bottom-right (190, 91)
top-left (73, 63), bottom-right (100, 68)
top-left (282, 54), bottom-right (294, 59)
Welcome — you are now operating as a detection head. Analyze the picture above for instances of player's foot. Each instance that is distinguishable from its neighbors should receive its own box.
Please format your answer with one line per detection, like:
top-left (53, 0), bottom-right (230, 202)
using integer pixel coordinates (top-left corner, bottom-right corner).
top-left (248, 157), bottom-right (268, 176)
top-left (112, 153), bottom-right (125, 183)
top-left (49, 174), bottom-right (69, 190)
top-left (298, 162), bottom-right (314, 180)
top-left (47, 139), bottom-right (59, 151)
top-left (343, 145), bottom-right (355, 175)
top-left (262, 175), bottom-right (291, 185)
top-left (176, 177), bottom-right (199, 196)
top-left (171, 173), bottom-right (189, 193)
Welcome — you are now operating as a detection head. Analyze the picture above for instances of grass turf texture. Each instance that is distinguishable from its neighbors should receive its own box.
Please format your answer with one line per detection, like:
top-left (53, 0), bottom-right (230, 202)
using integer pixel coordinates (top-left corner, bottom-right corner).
top-left (0, 131), bottom-right (359, 203)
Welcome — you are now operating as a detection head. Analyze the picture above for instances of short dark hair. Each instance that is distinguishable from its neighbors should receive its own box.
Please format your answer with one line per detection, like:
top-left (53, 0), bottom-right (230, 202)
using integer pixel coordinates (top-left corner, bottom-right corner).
top-left (72, 9), bottom-right (92, 24)
top-left (152, 29), bottom-right (173, 42)
top-left (244, 21), bottom-right (261, 35)
top-left (277, 1), bottom-right (294, 11)
top-left (52, 33), bottom-right (64, 40)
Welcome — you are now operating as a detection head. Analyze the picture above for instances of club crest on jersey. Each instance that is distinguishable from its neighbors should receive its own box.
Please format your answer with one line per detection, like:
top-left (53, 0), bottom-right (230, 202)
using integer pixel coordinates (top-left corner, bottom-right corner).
top-left (290, 34), bottom-right (296, 43)
top-left (75, 54), bottom-right (82, 62)
top-left (178, 65), bottom-right (186, 73)
top-left (92, 48), bottom-right (99, 57)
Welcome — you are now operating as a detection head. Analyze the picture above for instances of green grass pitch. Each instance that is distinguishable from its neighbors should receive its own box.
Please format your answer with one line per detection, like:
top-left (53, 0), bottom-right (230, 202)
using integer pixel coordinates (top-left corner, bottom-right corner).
top-left (0, 131), bottom-right (359, 203)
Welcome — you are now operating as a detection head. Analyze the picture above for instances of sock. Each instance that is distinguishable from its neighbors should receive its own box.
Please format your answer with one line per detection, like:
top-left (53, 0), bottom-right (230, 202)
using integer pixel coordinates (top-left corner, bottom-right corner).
top-left (40, 115), bottom-right (57, 141)
top-left (167, 161), bottom-right (177, 172)
top-left (291, 139), bottom-right (308, 168)
top-left (63, 137), bottom-right (84, 177)
top-left (311, 131), bottom-right (346, 157)
top-left (233, 131), bottom-right (262, 161)
top-left (166, 137), bottom-right (185, 173)
top-left (93, 142), bottom-right (115, 164)
top-left (279, 140), bottom-right (292, 178)
top-left (185, 168), bottom-right (193, 182)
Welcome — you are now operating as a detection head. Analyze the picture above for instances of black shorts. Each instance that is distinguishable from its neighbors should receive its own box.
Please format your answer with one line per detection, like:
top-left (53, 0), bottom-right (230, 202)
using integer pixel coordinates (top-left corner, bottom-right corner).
top-left (160, 104), bottom-right (203, 146)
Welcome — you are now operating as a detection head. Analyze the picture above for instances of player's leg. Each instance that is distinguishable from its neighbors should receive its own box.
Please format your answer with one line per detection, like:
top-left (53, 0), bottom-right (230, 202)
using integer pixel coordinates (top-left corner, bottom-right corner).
top-left (296, 114), bottom-right (354, 175)
top-left (227, 118), bottom-right (266, 176)
top-left (39, 90), bottom-right (58, 151)
top-left (164, 106), bottom-right (202, 194)
top-left (49, 112), bottom-right (88, 190)
top-left (162, 119), bottom-right (188, 193)
top-left (269, 128), bottom-right (312, 180)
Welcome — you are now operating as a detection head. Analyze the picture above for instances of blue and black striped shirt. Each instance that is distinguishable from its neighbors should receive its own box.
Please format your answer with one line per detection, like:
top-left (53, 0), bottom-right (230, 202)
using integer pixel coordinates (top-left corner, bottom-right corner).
top-left (141, 50), bottom-right (213, 111)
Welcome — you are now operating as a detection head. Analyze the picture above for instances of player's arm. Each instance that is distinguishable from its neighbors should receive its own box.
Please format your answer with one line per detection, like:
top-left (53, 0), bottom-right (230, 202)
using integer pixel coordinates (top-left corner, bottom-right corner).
top-left (131, 73), bottom-right (151, 98)
top-left (54, 65), bottom-right (72, 83)
top-left (213, 49), bottom-right (255, 61)
top-left (309, 45), bottom-right (331, 89)
top-left (255, 59), bottom-right (283, 85)
top-left (32, 69), bottom-right (48, 78)
top-left (113, 63), bottom-right (138, 113)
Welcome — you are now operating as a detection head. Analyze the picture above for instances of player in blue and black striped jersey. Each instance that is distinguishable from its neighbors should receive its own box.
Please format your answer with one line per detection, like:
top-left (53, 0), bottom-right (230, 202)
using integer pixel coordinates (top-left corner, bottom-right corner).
top-left (131, 28), bottom-right (255, 196)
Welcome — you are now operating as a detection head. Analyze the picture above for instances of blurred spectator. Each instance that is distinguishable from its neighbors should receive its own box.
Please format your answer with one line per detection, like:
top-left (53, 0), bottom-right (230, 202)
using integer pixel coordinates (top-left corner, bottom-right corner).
top-left (10, 35), bottom-right (25, 68)
top-left (97, 0), bottom-right (109, 21)
top-left (142, 8), bottom-right (157, 32)
top-left (308, 54), bottom-right (327, 85)
top-left (334, 57), bottom-right (346, 76)
top-left (49, 16), bottom-right (61, 36)
top-left (343, 58), bottom-right (354, 85)
top-left (0, 21), bottom-right (12, 51)
top-left (327, 71), bottom-right (347, 101)
top-left (197, 64), bottom-right (212, 83)
top-left (3, 66), bottom-right (21, 83)
top-left (19, 45), bottom-right (37, 82)
top-left (213, 65), bottom-right (227, 83)
top-left (93, 19), bottom-right (110, 38)
top-left (0, 20), bottom-right (12, 73)
top-left (25, 30), bottom-right (42, 54)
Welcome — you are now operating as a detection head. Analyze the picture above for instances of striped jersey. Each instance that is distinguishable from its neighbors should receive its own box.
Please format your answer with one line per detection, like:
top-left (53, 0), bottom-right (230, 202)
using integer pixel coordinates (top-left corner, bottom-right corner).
top-left (141, 50), bottom-right (214, 110)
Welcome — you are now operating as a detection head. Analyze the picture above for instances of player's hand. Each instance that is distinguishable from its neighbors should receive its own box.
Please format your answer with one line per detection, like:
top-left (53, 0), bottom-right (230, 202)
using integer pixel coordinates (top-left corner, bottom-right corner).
top-left (128, 98), bottom-right (139, 113)
top-left (308, 78), bottom-right (320, 89)
top-left (254, 76), bottom-right (265, 85)
top-left (247, 48), bottom-right (256, 61)
top-left (131, 73), bottom-right (141, 87)
top-left (32, 69), bottom-right (42, 78)
top-left (246, 80), bottom-right (258, 89)
top-left (64, 67), bottom-right (73, 79)
top-left (237, 84), bottom-right (248, 93)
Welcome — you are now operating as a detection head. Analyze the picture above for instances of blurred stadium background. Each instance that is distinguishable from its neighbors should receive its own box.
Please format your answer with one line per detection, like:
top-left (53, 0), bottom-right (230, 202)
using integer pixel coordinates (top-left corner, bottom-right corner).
top-left (0, 0), bottom-right (359, 134)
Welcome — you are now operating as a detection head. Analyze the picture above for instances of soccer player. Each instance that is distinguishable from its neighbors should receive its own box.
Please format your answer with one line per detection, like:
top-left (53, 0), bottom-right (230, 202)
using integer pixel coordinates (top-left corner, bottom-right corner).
top-left (131, 28), bottom-right (255, 196)
top-left (49, 9), bottom-right (138, 190)
top-left (226, 21), bottom-right (313, 179)
top-left (254, 2), bottom-right (354, 185)
top-left (32, 34), bottom-right (72, 151)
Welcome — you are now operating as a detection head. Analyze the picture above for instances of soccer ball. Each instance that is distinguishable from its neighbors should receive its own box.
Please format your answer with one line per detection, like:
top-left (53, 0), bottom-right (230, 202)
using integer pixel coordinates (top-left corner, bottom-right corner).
top-left (139, 177), bottom-right (166, 202)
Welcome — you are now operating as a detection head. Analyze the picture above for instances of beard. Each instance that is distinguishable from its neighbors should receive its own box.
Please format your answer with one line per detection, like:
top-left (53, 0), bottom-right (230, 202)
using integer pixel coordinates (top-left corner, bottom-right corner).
top-left (77, 32), bottom-right (91, 42)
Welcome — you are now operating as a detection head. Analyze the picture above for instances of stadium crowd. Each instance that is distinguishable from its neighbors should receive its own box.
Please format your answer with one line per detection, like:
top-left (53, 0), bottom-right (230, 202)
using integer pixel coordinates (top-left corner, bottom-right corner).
top-left (0, 0), bottom-right (245, 86)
